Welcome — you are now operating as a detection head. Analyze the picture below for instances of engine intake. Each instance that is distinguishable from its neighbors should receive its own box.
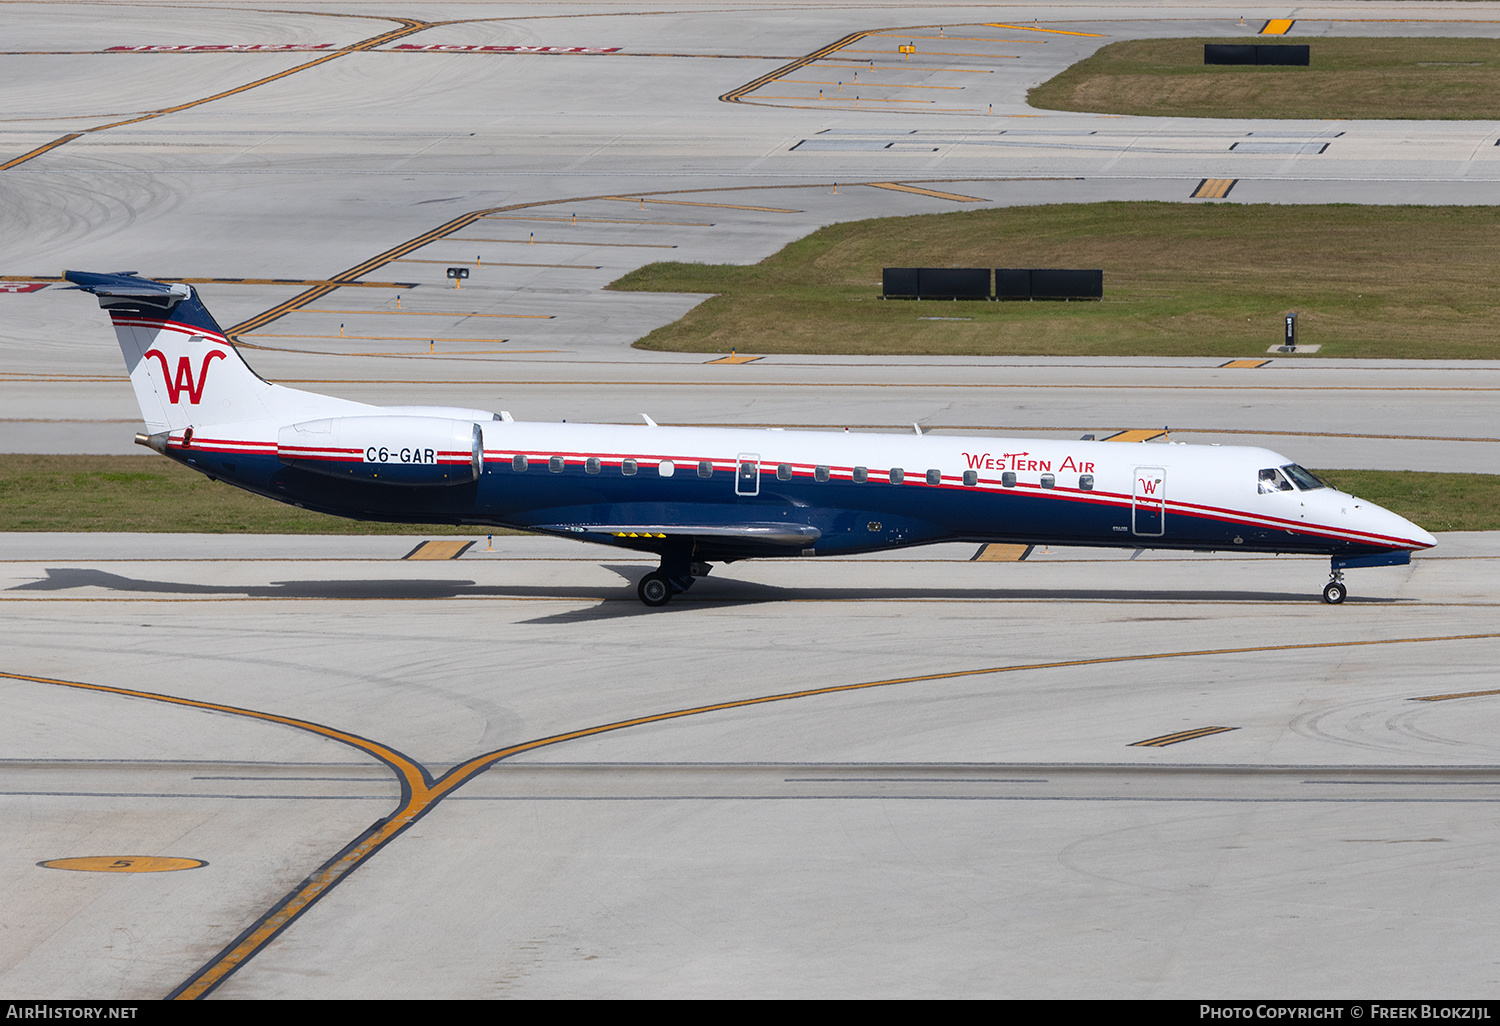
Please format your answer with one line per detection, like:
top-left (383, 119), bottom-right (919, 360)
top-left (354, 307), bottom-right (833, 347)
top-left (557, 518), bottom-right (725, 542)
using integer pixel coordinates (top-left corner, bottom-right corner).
top-left (278, 416), bottom-right (482, 485)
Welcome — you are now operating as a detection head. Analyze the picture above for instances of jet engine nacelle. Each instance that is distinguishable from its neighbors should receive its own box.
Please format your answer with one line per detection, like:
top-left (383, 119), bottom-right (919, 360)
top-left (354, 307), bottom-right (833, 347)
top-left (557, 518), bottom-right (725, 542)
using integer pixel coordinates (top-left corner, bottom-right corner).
top-left (277, 416), bottom-right (483, 485)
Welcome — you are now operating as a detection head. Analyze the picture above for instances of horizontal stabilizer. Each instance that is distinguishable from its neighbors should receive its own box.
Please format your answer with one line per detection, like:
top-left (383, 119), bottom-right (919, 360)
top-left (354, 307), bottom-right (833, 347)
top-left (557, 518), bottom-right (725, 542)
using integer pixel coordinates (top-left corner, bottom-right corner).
top-left (63, 270), bottom-right (191, 302)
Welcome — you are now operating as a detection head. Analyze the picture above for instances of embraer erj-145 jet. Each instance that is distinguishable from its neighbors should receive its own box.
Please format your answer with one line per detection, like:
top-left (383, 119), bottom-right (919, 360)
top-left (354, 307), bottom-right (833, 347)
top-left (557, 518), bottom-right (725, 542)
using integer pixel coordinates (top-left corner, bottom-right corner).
top-left (65, 270), bottom-right (1434, 607)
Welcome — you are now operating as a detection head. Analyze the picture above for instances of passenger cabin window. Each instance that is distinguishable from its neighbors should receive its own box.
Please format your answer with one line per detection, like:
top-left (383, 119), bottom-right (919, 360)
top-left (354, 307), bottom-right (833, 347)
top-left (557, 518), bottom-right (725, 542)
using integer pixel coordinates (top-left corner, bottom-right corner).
top-left (585, 457), bottom-right (601, 475)
top-left (814, 466), bottom-right (830, 483)
top-left (1001, 472), bottom-right (1016, 488)
top-left (1040, 474), bottom-right (1055, 490)
top-left (1258, 468), bottom-right (1293, 494)
top-left (622, 459), bottom-right (637, 476)
top-left (1079, 474), bottom-right (1094, 491)
top-left (549, 456), bottom-right (564, 473)
top-left (1281, 464), bottom-right (1328, 491)
top-left (852, 466), bottom-right (868, 484)
top-left (697, 460), bottom-right (713, 479)
top-left (777, 464), bottom-right (792, 481)
top-left (512, 454), bottom-right (527, 472)
top-left (963, 470), bottom-right (978, 486)
top-left (926, 469), bottom-right (941, 486)
top-left (889, 468), bottom-right (904, 485)
top-left (659, 459), bottom-right (674, 477)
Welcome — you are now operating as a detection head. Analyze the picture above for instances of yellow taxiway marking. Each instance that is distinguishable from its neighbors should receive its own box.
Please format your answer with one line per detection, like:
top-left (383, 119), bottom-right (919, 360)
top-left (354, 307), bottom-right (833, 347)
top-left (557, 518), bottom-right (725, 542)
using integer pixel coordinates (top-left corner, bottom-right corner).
top-left (483, 214), bottom-right (714, 226)
top-left (403, 540), bottom-right (475, 560)
top-left (870, 33), bottom-right (1049, 43)
top-left (972, 543), bottom-right (1033, 562)
top-left (986, 23), bottom-right (1106, 37)
top-left (447, 237), bottom-right (678, 249)
top-left (865, 181), bottom-right (987, 202)
top-left (760, 94), bottom-right (937, 104)
top-left (1221, 359), bottom-right (1270, 369)
top-left (1193, 178), bottom-right (1238, 199)
top-left (1261, 19), bottom-right (1296, 35)
top-left (0, 20), bottom-right (432, 170)
top-left (784, 79), bottom-right (965, 90)
top-left (40, 856), bottom-right (206, 873)
top-left (305, 309), bottom-right (553, 319)
top-left (706, 354), bottom-right (762, 364)
top-left (6, 631), bottom-right (1500, 997)
top-left (759, 104), bottom-right (978, 114)
top-left (722, 28), bottom-right (877, 103)
top-left (601, 195), bottom-right (801, 213)
top-left (1131, 726), bottom-right (1238, 748)
top-left (392, 258), bottom-right (600, 269)
top-left (1413, 687), bottom-right (1500, 702)
top-left (0, 133), bottom-right (84, 170)
top-left (1104, 428), bottom-right (1168, 443)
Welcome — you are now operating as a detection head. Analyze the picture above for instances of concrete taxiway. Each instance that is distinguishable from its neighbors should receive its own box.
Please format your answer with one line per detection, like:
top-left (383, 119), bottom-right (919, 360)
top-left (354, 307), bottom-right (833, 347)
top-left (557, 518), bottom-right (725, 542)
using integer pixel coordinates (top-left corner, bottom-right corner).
top-left (2, 531), bottom-right (1500, 997)
top-left (2, 0), bottom-right (1499, 1000)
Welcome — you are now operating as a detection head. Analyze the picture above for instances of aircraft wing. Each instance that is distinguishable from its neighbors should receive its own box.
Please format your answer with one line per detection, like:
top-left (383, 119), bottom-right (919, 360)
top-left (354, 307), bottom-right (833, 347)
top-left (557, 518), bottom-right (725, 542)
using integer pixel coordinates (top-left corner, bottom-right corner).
top-left (534, 522), bottom-right (821, 547)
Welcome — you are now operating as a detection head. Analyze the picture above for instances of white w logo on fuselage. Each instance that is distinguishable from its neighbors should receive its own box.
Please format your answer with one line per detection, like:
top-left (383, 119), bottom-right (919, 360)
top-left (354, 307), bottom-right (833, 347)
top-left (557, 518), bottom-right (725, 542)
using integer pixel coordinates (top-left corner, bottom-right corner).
top-left (143, 349), bottom-right (226, 405)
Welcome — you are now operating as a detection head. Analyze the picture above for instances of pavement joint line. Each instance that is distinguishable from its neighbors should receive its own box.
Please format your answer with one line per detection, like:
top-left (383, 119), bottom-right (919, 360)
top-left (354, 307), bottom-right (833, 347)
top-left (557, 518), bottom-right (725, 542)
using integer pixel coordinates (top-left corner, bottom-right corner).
top-left (600, 195), bottom-right (801, 213)
top-left (782, 80), bottom-right (965, 90)
top-left (869, 34), bottom-right (1049, 43)
top-left (9, 630), bottom-right (1499, 996)
top-left (446, 237), bottom-right (678, 248)
top-left (9, 597), bottom-right (1499, 607)
top-left (391, 258), bottom-right (601, 269)
top-left (483, 215), bottom-right (714, 226)
top-left (0, 16), bottom-right (439, 171)
top-left (292, 309), bottom-right (554, 319)
top-left (840, 50), bottom-right (1020, 60)
top-left (215, 178), bottom-right (1066, 339)
top-left (243, 334), bottom-right (511, 343)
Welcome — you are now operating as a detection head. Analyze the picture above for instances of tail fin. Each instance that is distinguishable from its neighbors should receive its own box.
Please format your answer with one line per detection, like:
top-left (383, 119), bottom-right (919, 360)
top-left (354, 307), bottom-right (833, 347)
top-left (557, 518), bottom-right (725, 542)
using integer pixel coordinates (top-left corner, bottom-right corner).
top-left (64, 271), bottom-right (274, 432)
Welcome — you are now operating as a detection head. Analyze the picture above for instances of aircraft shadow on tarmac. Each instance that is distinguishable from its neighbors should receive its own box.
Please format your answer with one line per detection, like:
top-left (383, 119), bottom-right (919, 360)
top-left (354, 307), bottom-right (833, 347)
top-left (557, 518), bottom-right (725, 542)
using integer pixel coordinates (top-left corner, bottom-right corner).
top-left (9, 566), bottom-right (1398, 622)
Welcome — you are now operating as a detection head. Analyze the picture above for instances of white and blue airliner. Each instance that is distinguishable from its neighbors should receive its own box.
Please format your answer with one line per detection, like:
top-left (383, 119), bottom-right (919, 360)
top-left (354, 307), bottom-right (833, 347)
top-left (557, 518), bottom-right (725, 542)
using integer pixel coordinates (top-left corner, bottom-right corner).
top-left (66, 270), bottom-right (1435, 606)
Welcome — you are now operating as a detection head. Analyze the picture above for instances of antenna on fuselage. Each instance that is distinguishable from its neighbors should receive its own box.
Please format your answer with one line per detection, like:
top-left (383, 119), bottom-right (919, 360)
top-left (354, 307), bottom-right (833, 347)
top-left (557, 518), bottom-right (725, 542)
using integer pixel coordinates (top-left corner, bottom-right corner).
top-left (641, 414), bottom-right (658, 428)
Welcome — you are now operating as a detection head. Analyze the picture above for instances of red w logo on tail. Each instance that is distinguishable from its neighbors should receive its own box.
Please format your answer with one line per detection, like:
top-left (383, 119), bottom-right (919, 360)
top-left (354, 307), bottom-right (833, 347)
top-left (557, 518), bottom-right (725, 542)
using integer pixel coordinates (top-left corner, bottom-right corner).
top-left (143, 349), bottom-right (227, 404)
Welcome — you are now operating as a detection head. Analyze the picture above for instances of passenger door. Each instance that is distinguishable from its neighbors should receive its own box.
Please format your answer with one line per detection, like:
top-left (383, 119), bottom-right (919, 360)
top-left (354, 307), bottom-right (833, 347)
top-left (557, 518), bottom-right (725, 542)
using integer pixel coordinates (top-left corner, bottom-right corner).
top-left (1132, 466), bottom-right (1165, 536)
top-left (736, 453), bottom-right (761, 496)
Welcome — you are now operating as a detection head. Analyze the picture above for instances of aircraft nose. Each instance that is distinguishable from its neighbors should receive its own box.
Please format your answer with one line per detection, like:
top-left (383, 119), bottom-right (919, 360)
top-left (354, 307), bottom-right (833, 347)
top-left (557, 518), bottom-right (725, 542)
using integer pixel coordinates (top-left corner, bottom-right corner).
top-left (1403, 516), bottom-right (1438, 551)
top-left (1372, 501), bottom-right (1436, 551)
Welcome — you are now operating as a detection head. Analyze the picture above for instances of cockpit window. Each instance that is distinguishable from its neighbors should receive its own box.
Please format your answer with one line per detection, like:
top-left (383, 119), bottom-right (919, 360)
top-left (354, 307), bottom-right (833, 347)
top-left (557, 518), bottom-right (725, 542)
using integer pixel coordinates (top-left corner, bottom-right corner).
top-left (1258, 468), bottom-right (1293, 494)
top-left (1281, 464), bottom-right (1328, 491)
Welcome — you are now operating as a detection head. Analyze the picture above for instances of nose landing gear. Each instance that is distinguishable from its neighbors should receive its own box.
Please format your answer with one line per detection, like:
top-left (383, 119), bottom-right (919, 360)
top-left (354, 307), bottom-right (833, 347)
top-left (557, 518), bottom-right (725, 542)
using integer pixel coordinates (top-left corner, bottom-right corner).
top-left (1322, 569), bottom-right (1346, 604)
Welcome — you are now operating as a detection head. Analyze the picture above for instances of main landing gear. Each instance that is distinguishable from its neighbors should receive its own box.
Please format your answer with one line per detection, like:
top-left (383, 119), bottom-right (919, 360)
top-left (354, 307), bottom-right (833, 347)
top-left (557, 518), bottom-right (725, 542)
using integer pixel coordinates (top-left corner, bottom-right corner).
top-left (1322, 569), bottom-right (1347, 605)
top-left (637, 544), bottom-right (711, 607)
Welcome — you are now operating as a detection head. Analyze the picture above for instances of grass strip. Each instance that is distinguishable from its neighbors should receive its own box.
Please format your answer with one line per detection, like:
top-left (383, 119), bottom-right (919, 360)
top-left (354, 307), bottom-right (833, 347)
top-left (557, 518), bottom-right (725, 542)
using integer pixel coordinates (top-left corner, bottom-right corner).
top-left (1028, 37), bottom-right (1500, 120)
top-left (611, 203), bottom-right (1500, 359)
top-left (0, 454), bottom-right (490, 534)
top-left (1310, 469), bottom-right (1500, 534)
top-left (0, 455), bottom-right (1490, 534)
